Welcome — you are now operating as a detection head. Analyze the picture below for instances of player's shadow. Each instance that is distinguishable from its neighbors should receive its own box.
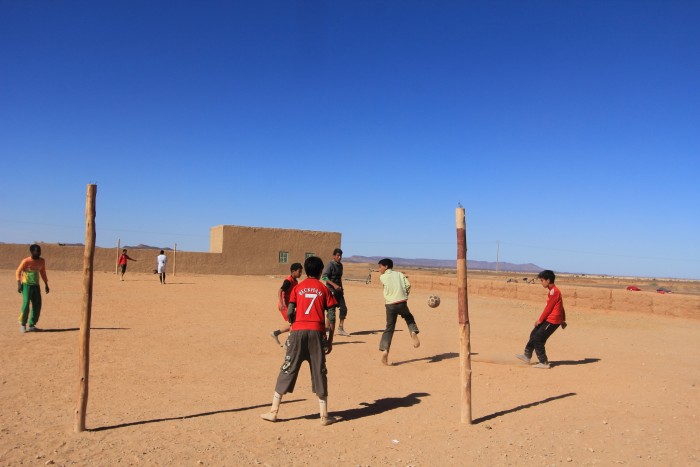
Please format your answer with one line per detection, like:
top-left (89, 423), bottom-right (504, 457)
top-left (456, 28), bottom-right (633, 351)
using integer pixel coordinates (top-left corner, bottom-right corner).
top-left (392, 352), bottom-right (459, 366)
top-left (351, 329), bottom-right (388, 336)
top-left (550, 358), bottom-right (601, 367)
top-left (38, 327), bottom-right (130, 333)
top-left (283, 392), bottom-right (430, 423)
top-left (89, 399), bottom-right (305, 432)
top-left (332, 341), bottom-right (365, 346)
top-left (472, 392), bottom-right (576, 424)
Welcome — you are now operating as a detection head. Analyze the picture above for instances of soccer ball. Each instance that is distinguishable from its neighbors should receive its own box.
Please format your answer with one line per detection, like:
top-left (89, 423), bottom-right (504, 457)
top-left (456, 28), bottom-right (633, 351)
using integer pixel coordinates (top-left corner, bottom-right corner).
top-left (427, 295), bottom-right (441, 308)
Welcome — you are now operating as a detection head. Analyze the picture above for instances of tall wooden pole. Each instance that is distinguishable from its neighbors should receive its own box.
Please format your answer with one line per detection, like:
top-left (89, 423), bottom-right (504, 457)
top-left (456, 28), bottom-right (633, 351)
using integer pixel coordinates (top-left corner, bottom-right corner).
top-left (75, 184), bottom-right (96, 433)
top-left (115, 238), bottom-right (120, 275)
top-left (173, 242), bottom-right (177, 277)
top-left (456, 205), bottom-right (472, 424)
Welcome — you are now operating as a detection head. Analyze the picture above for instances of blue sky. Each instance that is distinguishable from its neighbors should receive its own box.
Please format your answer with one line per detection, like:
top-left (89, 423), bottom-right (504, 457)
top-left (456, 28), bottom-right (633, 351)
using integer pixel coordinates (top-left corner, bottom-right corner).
top-left (1, 1), bottom-right (698, 279)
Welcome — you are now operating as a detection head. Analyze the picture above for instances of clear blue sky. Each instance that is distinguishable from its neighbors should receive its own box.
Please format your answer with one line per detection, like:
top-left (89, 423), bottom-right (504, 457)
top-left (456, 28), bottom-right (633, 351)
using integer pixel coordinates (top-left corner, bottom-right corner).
top-left (1, 1), bottom-right (698, 279)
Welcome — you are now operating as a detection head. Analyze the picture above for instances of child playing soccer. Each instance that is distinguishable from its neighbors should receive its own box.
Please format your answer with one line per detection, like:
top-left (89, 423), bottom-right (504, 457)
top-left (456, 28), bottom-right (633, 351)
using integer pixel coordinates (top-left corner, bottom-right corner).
top-left (377, 258), bottom-right (420, 365)
top-left (516, 269), bottom-right (567, 369)
top-left (16, 244), bottom-right (50, 333)
top-left (261, 256), bottom-right (338, 426)
top-left (117, 249), bottom-right (137, 281)
top-left (270, 262), bottom-right (303, 347)
top-left (322, 248), bottom-right (350, 336)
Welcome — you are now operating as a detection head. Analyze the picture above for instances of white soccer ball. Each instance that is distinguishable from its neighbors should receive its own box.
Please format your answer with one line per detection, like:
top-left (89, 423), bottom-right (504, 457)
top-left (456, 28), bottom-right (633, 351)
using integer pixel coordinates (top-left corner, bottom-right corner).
top-left (427, 294), bottom-right (441, 308)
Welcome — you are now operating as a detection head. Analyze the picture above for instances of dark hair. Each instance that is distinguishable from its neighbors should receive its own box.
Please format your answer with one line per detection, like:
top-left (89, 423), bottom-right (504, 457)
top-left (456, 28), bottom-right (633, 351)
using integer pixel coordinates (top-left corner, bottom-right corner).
top-left (304, 256), bottom-right (324, 278)
top-left (159, 250), bottom-right (165, 254)
top-left (122, 249), bottom-right (127, 253)
top-left (537, 270), bottom-right (556, 283)
top-left (332, 248), bottom-right (343, 256)
top-left (378, 258), bottom-right (393, 269)
top-left (29, 244), bottom-right (41, 255)
top-left (290, 262), bottom-right (303, 272)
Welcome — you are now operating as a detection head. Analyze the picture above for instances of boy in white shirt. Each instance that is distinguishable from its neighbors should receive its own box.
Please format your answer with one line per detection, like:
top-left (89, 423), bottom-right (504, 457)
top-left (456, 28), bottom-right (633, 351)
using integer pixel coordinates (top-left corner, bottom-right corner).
top-left (157, 250), bottom-right (167, 284)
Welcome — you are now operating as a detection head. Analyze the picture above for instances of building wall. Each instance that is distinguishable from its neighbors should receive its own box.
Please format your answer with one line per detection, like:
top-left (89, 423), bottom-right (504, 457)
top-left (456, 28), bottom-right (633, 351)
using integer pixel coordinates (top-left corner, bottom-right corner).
top-left (0, 225), bottom-right (341, 276)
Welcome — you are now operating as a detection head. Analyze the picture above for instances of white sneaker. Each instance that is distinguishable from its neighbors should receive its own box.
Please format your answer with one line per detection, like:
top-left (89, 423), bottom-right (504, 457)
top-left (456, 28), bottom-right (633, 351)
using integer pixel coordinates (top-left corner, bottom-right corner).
top-left (27, 326), bottom-right (40, 332)
top-left (516, 354), bottom-right (531, 364)
top-left (20, 325), bottom-right (26, 333)
top-left (337, 328), bottom-right (350, 337)
top-left (533, 362), bottom-right (550, 369)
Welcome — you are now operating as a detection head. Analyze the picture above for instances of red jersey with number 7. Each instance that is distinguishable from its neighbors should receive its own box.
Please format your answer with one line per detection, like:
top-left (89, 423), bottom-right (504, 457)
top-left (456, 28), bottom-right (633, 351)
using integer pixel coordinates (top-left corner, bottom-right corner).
top-left (289, 278), bottom-right (337, 332)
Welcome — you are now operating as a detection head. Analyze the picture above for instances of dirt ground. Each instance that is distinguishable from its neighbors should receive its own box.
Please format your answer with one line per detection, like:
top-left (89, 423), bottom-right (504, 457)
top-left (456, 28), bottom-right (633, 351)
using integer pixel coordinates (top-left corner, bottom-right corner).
top-left (1, 269), bottom-right (698, 466)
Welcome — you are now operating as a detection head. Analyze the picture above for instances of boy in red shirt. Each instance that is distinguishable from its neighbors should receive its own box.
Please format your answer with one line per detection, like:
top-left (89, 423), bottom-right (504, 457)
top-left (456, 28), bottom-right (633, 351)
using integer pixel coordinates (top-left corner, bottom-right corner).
top-left (16, 244), bottom-right (50, 333)
top-left (270, 262), bottom-right (303, 347)
top-left (117, 249), bottom-right (137, 281)
top-left (516, 269), bottom-right (567, 369)
top-left (261, 256), bottom-right (338, 426)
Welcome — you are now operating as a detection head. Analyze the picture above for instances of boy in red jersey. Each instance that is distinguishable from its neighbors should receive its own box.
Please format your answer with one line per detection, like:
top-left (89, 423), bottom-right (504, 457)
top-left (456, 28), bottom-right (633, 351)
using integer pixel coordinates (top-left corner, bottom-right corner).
top-left (117, 249), bottom-right (137, 281)
top-left (16, 244), bottom-right (50, 333)
top-left (270, 262), bottom-right (303, 347)
top-left (261, 256), bottom-right (338, 426)
top-left (516, 270), bottom-right (567, 369)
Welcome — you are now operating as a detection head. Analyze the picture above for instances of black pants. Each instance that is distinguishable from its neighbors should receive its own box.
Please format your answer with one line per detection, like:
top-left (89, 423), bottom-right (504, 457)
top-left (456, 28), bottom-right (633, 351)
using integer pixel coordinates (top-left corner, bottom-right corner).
top-left (379, 302), bottom-right (419, 352)
top-left (524, 322), bottom-right (560, 364)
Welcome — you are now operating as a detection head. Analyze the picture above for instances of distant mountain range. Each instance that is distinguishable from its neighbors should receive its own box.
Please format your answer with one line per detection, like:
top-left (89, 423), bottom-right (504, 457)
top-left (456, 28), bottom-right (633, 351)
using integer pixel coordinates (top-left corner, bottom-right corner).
top-left (344, 255), bottom-right (543, 273)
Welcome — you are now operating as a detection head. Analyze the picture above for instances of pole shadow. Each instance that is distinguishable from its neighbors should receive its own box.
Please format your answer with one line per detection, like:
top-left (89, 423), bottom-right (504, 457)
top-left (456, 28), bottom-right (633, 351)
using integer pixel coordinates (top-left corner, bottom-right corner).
top-left (392, 352), bottom-right (459, 366)
top-left (350, 329), bottom-right (387, 336)
top-left (550, 358), bottom-right (601, 367)
top-left (89, 399), bottom-right (305, 432)
top-left (472, 392), bottom-right (576, 424)
top-left (38, 327), bottom-right (130, 333)
top-left (332, 341), bottom-right (366, 346)
top-left (282, 392), bottom-right (430, 423)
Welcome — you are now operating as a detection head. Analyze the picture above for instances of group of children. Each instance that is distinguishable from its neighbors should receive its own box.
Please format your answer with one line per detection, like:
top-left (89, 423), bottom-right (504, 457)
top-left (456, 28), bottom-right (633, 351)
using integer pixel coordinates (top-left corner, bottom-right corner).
top-left (14, 243), bottom-right (567, 427)
top-left (261, 249), bottom-right (568, 425)
top-left (117, 248), bottom-right (168, 284)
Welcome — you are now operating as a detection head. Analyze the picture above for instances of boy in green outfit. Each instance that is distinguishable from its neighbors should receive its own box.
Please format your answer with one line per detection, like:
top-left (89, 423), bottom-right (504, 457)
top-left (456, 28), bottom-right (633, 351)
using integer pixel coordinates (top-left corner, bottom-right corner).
top-left (16, 244), bottom-right (50, 333)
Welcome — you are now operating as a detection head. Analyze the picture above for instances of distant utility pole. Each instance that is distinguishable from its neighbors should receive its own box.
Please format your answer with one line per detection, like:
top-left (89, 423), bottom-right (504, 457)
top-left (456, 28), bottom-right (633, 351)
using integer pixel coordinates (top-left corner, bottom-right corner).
top-left (496, 240), bottom-right (500, 273)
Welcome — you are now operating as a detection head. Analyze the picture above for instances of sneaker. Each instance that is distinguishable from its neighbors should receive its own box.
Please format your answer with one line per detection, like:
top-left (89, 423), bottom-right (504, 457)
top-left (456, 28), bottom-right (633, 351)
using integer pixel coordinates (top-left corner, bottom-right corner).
top-left (260, 411), bottom-right (278, 422)
top-left (533, 362), bottom-right (551, 369)
top-left (516, 354), bottom-right (531, 364)
top-left (27, 326), bottom-right (40, 332)
top-left (337, 328), bottom-right (350, 337)
top-left (20, 325), bottom-right (26, 333)
top-left (410, 332), bottom-right (420, 348)
top-left (270, 331), bottom-right (282, 347)
top-left (320, 415), bottom-right (337, 426)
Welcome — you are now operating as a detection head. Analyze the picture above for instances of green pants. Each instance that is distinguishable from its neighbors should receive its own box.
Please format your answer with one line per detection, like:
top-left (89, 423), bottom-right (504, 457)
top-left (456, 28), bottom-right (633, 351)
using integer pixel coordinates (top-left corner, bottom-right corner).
top-left (19, 284), bottom-right (42, 326)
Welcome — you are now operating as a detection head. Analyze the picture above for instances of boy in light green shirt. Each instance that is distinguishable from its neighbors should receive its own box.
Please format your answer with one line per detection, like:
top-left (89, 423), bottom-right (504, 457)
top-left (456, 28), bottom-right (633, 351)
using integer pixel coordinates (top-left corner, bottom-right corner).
top-left (377, 258), bottom-right (420, 365)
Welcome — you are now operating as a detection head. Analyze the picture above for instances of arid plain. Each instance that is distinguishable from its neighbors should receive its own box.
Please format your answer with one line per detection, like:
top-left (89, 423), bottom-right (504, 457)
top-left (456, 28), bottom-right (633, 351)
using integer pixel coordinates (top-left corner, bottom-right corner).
top-left (2, 264), bottom-right (698, 466)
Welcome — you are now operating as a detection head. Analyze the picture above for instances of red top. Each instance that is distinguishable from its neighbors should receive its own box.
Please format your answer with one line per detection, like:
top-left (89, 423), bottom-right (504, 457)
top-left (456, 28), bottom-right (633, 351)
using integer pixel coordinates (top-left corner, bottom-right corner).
top-left (280, 275), bottom-right (298, 306)
top-left (538, 284), bottom-right (566, 324)
top-left (289, 278), bottom-right (337, 332)
top-left (118, 253), bottom-right (133, 265)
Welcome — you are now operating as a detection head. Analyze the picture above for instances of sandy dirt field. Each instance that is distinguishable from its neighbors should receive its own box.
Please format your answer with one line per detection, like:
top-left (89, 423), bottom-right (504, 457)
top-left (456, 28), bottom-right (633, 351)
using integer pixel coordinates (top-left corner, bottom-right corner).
top-left (1, 269), bottom-right (698, 466)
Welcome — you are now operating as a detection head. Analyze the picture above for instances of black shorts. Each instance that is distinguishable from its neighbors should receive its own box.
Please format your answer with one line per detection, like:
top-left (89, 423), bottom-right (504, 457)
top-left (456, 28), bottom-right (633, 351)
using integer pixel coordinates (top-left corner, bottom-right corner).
top-left (120, 264), bottom-right (127, 274)
top-left (274, 330), bottom-right (328, 397)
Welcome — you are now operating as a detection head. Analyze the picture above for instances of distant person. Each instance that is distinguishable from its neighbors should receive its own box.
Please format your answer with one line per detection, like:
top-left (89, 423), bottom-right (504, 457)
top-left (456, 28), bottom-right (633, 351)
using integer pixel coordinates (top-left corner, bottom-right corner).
top-left (157, 250), bottom-right (167, 284)
top-left (117, 249), bottom-right (137, 281)
top-left (16, 244), bottom-right (50, 333)
top-left (260, 256), bottom-right (338, 426)
top-left (322, 248), bottom-right (349, 336)
top-left (516, 269), bottom-right (567, 369)
top-left (270, 262), bottom-right (303, 347)
top-left (377, 258), bottom-right (420, 365)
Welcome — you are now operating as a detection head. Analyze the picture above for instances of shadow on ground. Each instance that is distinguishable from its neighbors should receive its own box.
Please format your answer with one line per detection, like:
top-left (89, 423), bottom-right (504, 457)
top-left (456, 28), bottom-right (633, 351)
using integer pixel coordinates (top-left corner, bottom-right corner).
top-left (473, 392), bottom-right (576, 424)
top-left (37, 327), bottom-right (130, 333)
top-left (283, 392), bottom-right (430, 423)
top-left (332, 341), bottom-right (366, 346)
top-left (551, 358), bottom-right (601, 367)
top-left (392, 352), bottom-right (459, 366)
top-left (90, 399), bottom-right (306, 432)
top-left (350, 329), bottom-right (388, 336)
